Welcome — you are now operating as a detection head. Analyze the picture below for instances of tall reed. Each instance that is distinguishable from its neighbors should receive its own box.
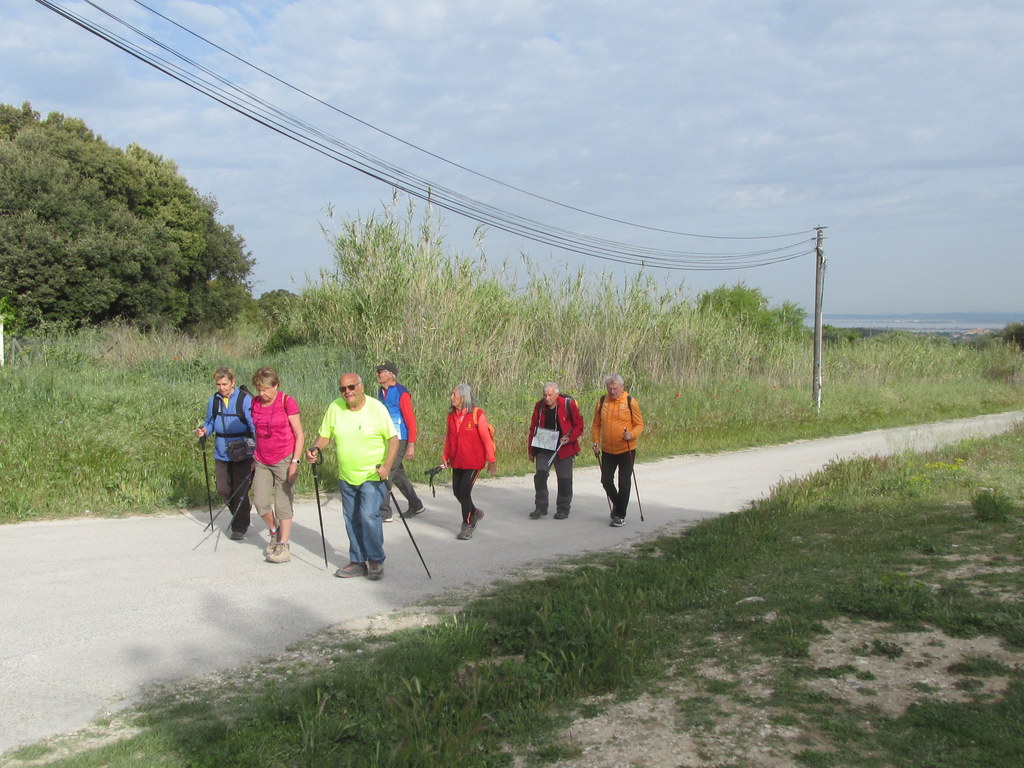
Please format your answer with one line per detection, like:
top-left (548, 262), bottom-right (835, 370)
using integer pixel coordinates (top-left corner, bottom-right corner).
top-left (1, 200), bottom-right (1021, 521)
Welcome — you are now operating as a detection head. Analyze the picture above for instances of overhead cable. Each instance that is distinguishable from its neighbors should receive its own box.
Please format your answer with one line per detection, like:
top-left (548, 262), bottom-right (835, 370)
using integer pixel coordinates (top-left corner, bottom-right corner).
top-left (34, 0), bottom-right (818, 270)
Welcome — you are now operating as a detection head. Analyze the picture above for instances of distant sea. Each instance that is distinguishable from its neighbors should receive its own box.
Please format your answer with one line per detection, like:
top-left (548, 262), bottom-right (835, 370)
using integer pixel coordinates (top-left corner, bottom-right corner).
top-left (822, 312), bottom-right (1022, 334)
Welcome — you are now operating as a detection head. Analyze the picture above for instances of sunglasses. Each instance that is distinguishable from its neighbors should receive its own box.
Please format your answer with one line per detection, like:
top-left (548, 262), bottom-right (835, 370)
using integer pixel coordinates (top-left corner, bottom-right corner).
top-left (339, 383), bottom-right (360, 392)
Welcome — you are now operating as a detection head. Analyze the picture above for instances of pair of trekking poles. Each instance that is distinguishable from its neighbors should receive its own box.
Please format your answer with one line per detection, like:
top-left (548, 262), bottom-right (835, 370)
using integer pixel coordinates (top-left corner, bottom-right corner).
top-left (199, 437), bottom-right (432, 578)
top-left (592, 430), bottom-right (645, 522)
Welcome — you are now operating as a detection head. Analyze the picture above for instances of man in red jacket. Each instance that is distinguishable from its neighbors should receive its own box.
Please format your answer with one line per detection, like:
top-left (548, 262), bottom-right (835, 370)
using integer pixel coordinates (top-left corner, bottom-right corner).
top-left (527, 382), bottom-right (585, 519)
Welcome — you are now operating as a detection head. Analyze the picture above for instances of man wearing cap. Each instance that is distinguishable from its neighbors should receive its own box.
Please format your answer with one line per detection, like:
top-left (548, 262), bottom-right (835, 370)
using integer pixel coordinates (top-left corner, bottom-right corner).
top-left (375, 361), bottom-right (426, 521)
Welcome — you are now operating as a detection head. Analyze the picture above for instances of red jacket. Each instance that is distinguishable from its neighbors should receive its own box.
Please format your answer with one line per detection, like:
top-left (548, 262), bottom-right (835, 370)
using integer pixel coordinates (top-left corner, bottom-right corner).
top-left (527, 394), bottom-right (584, 460)
top-left (443, 407), bottom-right (497, 470)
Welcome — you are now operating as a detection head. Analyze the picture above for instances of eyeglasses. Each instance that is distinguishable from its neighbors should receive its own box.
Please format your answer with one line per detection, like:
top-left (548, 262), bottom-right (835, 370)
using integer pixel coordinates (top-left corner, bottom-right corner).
top-left (339, 383), bottom-right (360, 392)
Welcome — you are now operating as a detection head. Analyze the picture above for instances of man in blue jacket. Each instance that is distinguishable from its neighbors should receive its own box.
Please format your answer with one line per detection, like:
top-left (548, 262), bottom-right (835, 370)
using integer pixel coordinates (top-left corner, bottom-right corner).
top-left (375, 362), bottom-right (426, 521)
top-left (196, 366), bottom-right (256, 539)
top-left (527, 382), bottom-right (585, 519)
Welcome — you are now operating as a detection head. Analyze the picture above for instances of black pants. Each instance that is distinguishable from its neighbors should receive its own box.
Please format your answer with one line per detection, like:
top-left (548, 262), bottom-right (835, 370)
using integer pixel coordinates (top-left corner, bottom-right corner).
top-left (451, 468), bottom-right (480, 524)
top-left (215, 457), bottom-right (254, 533)
top-left (533, 451), bottom-right (574, 516)
top-left (380, 440), bottom-right (423, 514)
top-left (600, 450), bottom-right (634, 518)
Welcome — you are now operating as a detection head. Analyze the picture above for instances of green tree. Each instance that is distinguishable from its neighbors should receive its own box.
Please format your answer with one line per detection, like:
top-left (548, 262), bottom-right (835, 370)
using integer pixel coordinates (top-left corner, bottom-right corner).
top-left (999, 322), bottom-right (1024, 351)
top-left (695, 283), bottom-right (807, 340)
top-left (0, 102), bottom-right (254, 329)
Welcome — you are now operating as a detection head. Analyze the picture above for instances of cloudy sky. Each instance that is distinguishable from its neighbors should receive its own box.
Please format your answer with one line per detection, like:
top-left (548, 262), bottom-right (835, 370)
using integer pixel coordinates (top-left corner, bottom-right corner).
top-left (3, 0), bottom-right (1022, 316)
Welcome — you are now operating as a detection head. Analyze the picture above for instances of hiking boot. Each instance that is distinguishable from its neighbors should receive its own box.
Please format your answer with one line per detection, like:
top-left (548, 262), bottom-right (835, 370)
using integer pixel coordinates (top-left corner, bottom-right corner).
top-left (456, 523), bottom-right (474, 540)
top-left (610, 516), bottom-right (625, 527)
top-left (470, 508), bottom-right (485, 528)
top-left (367, 560), bottom-right (384, 581)
top-left (553, 510), bottom-right (570, 520)
top-left (334, 562), bottom-right (368, 578)
top-left (229, 529), bottom-right (247, 540)
top-left (404, 505), bottom-right (425, 518)
top-left (529, 509), bottom-right (548, 519)
top-left (266, 541), bottom-right (291, 563)
top-left (264, 530), bottom-right (279, 556)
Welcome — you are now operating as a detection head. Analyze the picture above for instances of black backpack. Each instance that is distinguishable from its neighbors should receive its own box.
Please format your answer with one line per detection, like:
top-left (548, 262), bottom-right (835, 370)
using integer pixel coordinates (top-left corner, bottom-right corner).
top-left (213, 384), bottom-right (254, 439)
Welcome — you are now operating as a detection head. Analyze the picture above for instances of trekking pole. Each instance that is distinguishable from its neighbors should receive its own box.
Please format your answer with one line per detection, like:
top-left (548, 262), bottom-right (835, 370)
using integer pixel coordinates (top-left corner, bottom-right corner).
top-left (424, 464), bottom-right (444, 497)
top-left (309, 447), bottom-right (330, 570)
top-left (624, 432), bottom-right (644, 522)
top-left (206, 464), bottom-right (255, 530)
top-left (544, 448), bottom-right (559, 471)
top-left (381, 467), bottom-right (431, 578)
top-left (593, 442), bottom-right (615, 516)
top-left (199, 434), bottom-right (215, 531)
top-left (389, 482), bottom-right (432, 579)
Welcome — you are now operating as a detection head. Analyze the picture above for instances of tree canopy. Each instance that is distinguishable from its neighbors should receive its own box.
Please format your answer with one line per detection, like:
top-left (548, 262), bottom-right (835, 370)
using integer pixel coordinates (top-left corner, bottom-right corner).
top-left (0, 102), bottom-right (253, 330)
top-left (695, 283), bottom-right (807, 339)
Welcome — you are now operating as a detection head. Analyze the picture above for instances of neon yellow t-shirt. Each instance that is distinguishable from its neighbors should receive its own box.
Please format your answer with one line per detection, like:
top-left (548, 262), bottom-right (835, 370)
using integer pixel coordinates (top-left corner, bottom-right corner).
top-left (317, 397), bottom-right (397, 485)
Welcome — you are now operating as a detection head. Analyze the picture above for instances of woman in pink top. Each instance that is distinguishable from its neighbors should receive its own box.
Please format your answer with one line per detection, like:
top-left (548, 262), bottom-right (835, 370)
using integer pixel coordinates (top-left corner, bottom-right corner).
top-left (250, 367), bottom-right (304, 563)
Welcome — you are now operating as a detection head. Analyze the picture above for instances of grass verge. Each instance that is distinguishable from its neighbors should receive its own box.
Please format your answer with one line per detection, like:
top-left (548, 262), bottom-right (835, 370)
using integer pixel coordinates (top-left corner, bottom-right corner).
top-left (6, 427), bottom-right (1023, 767)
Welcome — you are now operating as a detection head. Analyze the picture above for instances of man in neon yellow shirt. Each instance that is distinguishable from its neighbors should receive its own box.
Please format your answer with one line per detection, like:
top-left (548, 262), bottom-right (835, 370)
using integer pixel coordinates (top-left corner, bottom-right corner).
top-left (308, 373), bottom-right (398, 580)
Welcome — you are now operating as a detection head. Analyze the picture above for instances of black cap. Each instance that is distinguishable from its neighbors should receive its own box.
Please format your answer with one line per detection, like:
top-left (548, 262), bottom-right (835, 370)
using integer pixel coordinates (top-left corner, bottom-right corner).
top-left (375, 361), bottom-right (398, 376)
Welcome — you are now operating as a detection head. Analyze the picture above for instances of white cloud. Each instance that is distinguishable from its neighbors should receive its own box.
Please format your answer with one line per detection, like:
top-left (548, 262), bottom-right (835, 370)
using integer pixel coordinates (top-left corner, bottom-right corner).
top-left (1, 0), bottom-right (1022, 313)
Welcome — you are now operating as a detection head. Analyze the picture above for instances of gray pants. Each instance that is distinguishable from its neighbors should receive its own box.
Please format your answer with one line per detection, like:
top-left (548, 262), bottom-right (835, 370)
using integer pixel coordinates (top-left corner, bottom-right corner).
top-left (534, 451), bottom-right (574, 516)
top-left (380, 440), bottom-right (424, 514)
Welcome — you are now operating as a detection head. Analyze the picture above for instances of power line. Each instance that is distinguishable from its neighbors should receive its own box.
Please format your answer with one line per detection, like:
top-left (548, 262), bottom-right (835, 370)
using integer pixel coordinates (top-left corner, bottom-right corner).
top-left (34, 0), bottom-right (818, 270)
top-left (126, 0), bottom-right (808, 243)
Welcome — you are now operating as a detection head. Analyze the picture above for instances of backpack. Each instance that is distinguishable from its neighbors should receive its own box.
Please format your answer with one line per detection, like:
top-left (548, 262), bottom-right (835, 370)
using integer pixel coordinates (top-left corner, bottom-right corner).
top-left (599, 393), bottom-right (634, 416)
top-left (213, 384), bottom-right (254, 439)
top-left (471, 407), bottom-right (497, 442)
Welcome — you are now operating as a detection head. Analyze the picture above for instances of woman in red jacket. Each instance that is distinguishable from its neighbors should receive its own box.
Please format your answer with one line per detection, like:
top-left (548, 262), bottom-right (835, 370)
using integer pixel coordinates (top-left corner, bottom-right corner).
top-left (441, 383), bottom-right (497, 540)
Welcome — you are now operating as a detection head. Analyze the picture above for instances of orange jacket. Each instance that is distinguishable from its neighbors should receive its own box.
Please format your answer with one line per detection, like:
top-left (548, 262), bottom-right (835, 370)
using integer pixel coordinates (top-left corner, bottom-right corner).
top-left (591, 392), bottom-right (644, 455)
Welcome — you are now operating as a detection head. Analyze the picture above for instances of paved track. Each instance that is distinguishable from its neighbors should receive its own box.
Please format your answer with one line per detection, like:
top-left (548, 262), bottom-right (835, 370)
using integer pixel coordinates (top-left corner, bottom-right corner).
top-left (3, 411), bottom-right (1021, 754)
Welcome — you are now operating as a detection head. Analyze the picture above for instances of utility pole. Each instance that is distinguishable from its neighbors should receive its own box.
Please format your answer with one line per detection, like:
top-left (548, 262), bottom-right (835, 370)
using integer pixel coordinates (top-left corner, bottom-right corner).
top-left (811, 227), bottom-right (827, 411)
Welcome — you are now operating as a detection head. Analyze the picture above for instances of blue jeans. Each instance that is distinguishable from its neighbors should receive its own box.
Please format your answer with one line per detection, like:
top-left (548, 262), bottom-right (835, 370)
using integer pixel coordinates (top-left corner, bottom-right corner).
top-left (339, 480), bottom-right (387, 563)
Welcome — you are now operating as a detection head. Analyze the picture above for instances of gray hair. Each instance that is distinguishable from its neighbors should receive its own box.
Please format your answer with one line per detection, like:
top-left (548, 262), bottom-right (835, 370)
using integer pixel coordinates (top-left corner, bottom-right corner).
top-left (451, 382), bottom-right (475, 411)
top-left (542, 381), bottom-right (560, 394)
top-left (603, 373), bottom-right (624, 387)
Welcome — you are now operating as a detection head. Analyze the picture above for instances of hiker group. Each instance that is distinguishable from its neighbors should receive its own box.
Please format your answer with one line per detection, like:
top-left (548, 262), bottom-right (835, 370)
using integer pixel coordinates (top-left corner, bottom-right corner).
top-left (196, 364), bottom-right (644, 580)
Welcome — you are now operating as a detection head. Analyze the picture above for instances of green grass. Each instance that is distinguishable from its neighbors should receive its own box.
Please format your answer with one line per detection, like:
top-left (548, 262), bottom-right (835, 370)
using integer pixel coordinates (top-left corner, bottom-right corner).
top-left (1, 316), bottom-right (1021, 523)
top-left (7, 427), bottom-right (1024, 767)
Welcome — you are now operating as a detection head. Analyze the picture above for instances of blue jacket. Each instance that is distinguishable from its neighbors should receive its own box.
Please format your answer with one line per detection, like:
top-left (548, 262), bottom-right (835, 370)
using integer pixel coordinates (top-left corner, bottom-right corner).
top-left (202, 389), bottom-right (256, 462)
top-left (378, 383), bottom-right (412, 441)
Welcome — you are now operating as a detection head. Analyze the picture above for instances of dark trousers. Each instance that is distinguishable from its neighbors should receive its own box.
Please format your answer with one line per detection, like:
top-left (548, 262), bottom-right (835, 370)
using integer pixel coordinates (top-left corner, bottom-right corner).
top-left (215, 457), bottom-right (254, 532)
top-left (533, 452), bottom-right (574, 516)
top-left (380, 440), bottom-right (423, 514)
top-left (600, 450), bottom-right (634, 518)
top-left (451, 468), bottom-right (480, 524)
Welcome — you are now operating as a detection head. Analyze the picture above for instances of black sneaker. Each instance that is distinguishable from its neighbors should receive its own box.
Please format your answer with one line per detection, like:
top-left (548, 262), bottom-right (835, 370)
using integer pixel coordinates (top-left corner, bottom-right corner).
top-left (553, 511), bottom-right (569, 520)
top-left (610, 516), bottom-right (625, 528)
top-left (381, 510), bottom-right (394, 523)
top-left (405, 505), bottom-right (426, 518)
top-left (229, 529), bottom-right (247, 540)
top-left (529, 509), bottom-right (547, 519)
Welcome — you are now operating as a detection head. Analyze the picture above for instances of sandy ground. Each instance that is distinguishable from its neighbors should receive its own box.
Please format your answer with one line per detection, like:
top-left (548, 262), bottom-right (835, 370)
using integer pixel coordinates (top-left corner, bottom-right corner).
top-left (2, 410), bottom-right (1021, 755)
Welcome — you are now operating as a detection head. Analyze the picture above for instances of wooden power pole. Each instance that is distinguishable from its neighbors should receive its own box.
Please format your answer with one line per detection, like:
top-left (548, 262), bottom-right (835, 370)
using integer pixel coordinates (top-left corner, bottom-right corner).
top-left (811, 227), bottom-right (827, 411)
